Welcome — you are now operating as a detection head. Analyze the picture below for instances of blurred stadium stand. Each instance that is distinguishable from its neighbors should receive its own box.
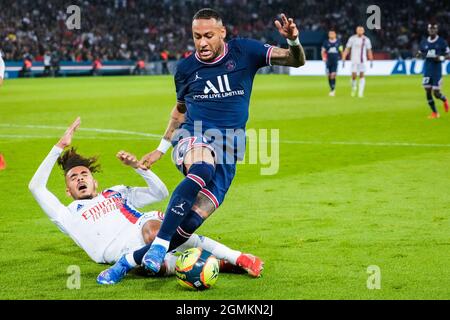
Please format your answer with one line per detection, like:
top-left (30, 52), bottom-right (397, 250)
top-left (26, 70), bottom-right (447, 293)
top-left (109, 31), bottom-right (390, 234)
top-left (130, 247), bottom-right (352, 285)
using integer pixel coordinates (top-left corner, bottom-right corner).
top-left (0, 0), bottom-right (448, 76)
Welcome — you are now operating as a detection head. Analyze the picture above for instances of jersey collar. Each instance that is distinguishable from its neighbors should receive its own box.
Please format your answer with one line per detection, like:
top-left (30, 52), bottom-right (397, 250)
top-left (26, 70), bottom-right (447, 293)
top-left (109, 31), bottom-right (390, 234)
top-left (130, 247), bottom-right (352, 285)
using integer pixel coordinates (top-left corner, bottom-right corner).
top-left (427, 35), bottom-right (439, 43)
top-left (194, 42), bottom-right (229, 65)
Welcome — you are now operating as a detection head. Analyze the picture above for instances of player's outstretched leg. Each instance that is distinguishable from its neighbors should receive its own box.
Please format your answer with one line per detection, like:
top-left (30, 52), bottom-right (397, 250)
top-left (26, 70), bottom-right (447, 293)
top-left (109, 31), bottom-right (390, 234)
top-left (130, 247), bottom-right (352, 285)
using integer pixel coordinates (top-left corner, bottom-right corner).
top-left (433, 89), bottom-right (448, 113)
top-left (426, 88), bottom-right (439, 119)
top-left (143, 159), bottom-right (215, 274)
top-left (96, 255), bottom-right (135, 285)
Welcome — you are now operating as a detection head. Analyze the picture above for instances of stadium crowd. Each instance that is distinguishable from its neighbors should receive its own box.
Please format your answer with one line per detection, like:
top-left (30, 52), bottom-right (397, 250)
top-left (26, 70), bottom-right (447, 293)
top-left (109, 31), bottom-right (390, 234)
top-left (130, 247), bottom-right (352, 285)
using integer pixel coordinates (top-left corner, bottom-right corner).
top-left (0, 0), bottom-right (448, 62)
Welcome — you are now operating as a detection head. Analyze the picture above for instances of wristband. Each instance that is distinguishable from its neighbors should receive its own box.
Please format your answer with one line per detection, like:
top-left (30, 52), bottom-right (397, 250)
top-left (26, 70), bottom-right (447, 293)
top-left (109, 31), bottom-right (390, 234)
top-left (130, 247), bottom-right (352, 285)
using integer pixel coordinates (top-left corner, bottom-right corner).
top-left (157, 138), bottom-right (172, 154)
top-left (439, 55), bottom-right (445, 62)
top-left (287, 37), bottom-right (300, 46)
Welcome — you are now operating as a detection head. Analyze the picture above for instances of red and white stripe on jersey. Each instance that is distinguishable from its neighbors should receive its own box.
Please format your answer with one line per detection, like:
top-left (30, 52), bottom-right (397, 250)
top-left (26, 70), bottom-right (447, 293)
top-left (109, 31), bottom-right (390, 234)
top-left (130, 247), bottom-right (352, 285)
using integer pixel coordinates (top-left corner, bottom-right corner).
top-left (360, 37), bottom-right (365, 63)
top-left (199, 188), bottom-right (220, 209)
top-left (266, 46), bottom-right (274, 66)
top-left (176, 226), bottom-right (192, 239)
top-left (194, 43), bottom-right (229, 65)
top-left (157, 211), bottom-right (164, 221)
top-left (186, 173), bottom-right (206, 188)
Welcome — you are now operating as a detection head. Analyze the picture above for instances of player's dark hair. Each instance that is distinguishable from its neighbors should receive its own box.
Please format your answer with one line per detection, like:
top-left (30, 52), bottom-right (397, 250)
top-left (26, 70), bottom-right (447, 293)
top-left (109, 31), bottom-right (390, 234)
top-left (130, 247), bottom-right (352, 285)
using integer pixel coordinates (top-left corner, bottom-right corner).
top-left (192, 8), bottom-right (222, 23)
top-left (57, 147), bottom-right (101, 175)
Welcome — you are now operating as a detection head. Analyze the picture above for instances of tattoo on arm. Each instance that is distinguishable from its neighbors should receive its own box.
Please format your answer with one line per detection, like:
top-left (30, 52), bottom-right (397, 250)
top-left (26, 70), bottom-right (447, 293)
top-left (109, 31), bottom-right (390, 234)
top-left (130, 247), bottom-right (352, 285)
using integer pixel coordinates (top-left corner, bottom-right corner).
top-left (271, 44), bottom-right (305, 67)
top-left (163, 102), bottom-right (186, 141)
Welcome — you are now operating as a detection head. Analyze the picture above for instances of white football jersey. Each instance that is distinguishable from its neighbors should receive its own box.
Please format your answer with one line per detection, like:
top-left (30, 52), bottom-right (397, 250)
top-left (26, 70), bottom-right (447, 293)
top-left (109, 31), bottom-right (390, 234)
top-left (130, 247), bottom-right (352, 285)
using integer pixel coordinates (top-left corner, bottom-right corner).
top-left (29, 146), bottom-right (168, 263)
top-left (346, 35), bottom-right (372, 63)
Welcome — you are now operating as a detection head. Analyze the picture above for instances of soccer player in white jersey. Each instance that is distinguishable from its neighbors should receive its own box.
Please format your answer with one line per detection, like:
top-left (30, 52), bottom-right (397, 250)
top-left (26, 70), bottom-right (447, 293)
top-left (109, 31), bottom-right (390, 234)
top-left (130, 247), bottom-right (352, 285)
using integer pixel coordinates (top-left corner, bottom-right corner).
top-left (342, 26), bottom-right (374, 97)
top-left (0, 50), bottom-right (5, 86)
top-left (29, 118), bottom-right (263, 284)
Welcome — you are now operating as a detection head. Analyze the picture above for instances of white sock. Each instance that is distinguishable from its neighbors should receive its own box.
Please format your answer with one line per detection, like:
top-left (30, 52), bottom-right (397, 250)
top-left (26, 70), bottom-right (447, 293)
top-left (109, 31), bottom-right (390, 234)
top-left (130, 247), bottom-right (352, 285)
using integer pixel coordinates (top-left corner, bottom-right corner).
top-left (152, 237), bottom-right (170, 251)
top-left (125, 253), bottom-right (137, 267)
top-left (352, 79), bottom-right (357, 90)
top-left (359, 78), bottom-right (365, 95)
top-left (179, 234), bottom-right (241, 265)
top-left (163, 254), bottom-right (178, 276)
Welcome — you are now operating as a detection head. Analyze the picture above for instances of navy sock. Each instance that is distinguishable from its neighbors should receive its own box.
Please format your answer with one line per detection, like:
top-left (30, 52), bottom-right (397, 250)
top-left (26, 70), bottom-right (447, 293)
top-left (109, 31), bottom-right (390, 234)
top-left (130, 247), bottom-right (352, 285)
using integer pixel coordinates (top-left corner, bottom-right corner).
top-left (168, 210), bottom-right (204, 251)
top-left (330, 78), bottom-right (336, 90)
top-left (133, 243), bottom-right (152, 265)
top-left (157, 162), bottom-right (214, 242)
top-left (434, 91), bottom-right (447, 102)
top-left (328, 78), bottom-right (332, 90)
top-left (427, 91), bottom-right (437, 113)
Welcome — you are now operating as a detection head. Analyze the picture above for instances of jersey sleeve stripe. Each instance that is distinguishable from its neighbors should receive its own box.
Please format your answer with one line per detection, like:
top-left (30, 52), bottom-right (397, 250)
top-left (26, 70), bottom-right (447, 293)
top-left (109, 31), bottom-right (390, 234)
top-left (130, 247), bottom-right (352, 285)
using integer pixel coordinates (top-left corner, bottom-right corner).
top-left (266, 46), bottom-right (274, 66)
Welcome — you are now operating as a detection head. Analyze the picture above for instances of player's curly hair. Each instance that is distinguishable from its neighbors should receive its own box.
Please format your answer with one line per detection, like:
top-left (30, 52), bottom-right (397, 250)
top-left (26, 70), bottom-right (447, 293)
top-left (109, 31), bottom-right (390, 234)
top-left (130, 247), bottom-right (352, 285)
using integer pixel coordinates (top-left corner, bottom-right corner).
top-left (57, 147), bottom-right (101, 175)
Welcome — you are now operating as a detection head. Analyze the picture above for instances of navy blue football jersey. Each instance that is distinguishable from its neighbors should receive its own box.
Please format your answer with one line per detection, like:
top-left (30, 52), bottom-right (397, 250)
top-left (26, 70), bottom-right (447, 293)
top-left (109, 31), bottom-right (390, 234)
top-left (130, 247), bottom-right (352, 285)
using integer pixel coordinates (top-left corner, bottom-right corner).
top-left (321, 39), bottom-right (342, 64)
top-left (174, 38), bottom-right (273, 133)
top-left (419, 36), bottom-right (449, 73)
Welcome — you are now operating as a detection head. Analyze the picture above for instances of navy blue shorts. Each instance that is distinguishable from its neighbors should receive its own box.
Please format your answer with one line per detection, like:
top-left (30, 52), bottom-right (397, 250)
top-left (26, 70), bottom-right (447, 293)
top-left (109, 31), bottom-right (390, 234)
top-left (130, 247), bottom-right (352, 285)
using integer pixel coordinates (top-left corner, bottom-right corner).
top-left (326, 62), bottom-right (338, 74)
top-left (171, 135), bottom-right (237, 209)
top-left (422, 73), bottom-right (442, 89)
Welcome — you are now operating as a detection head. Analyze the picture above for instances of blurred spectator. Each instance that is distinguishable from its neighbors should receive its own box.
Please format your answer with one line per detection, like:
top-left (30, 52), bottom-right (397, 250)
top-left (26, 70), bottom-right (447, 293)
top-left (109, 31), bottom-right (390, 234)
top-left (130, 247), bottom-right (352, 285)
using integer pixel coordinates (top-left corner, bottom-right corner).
top-left (0, 0), bottom-right (448, 63)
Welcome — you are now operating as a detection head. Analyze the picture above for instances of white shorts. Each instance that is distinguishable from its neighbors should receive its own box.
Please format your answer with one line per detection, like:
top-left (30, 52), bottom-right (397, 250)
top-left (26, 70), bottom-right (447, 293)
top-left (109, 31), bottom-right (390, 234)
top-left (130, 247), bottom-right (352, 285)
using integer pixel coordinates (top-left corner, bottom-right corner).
top-left (102, 211), bottom-right (164, 264)
top-left (351, 62), bottom-right (366, 73)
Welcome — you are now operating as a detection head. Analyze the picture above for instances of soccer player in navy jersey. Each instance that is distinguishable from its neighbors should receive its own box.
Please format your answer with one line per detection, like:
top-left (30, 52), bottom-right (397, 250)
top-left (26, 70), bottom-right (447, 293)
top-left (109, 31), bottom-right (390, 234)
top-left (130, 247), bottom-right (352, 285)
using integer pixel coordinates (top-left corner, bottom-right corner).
top-left (321, 30), bottom-right (343, 96)
top-left (417, 24), bottom-right (450, 119)
top-left (129, 8), bottom-right (305, 276)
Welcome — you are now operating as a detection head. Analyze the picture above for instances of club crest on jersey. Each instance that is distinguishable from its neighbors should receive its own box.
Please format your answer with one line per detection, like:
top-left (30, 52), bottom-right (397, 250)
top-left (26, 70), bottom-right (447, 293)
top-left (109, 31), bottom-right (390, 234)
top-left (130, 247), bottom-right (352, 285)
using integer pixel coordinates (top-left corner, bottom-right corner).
top-left (77, 204), bottom-right (84, 211)
top-left (225, 59), bottom-right (236, 71)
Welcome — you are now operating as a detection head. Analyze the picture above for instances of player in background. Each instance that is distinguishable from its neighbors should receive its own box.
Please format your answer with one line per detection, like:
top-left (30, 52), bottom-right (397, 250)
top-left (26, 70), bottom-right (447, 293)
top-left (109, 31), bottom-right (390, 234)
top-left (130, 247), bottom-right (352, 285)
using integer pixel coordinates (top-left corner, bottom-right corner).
top-left (416, 24), bottom-right (450, 119)
top-left (136, 9), bottom-right (305, 277)
top-left (0, 50), bottom-right (5, 86)
top-left (342, 26), bottom-right (373, 98)
top-left (321, 30), bottom-right (343, 96)
top-left (29, 118), bottom-right (263, 284)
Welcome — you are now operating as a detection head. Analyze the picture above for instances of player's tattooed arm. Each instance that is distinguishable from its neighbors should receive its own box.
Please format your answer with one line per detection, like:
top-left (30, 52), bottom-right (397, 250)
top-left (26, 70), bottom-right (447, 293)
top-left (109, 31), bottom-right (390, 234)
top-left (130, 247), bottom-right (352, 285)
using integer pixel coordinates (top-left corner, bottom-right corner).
top-left (271, 45), bottom-right (305, 67)
top-left (162, 102), bottom-right (186, 141)
top-left (271, 13), bottom-right (305, 67)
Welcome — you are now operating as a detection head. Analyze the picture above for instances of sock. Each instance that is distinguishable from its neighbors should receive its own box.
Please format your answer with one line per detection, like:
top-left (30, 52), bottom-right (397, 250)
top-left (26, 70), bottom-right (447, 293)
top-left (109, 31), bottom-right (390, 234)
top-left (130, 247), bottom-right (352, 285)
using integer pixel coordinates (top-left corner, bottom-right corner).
top-left (133, 243), bottom-right (152, 265)
top-left (328, 78), bottom-right (332, 90)
top-left (427, 91), bottom-right (437, 113)
top-left (352, 79), bottom-right (357, 90)
top-left (434, 91), bottom-right (447, 102)
top-left (330, 78), bottom-right (336, 91)
top-left (156, 161), bottom-right (215, 247)
top-left (163, 254), bottom-right (178, 276)
top-left (168, 210), bottom-right (204, 251)
top-left (359, 78), bottom-right (365, 96)
top-left (125, 253), bottom-right (137, 267)
top-left (177, 234), bottom-right (242, 265)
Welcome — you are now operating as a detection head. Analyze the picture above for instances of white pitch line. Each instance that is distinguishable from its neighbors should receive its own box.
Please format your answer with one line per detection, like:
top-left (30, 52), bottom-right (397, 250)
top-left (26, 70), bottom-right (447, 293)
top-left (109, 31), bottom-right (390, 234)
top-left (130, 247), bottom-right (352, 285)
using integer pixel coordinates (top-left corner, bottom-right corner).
top-left (1, 123), bottom-right (450, 148)
top-left (0, 123), bottom-right (161, 139)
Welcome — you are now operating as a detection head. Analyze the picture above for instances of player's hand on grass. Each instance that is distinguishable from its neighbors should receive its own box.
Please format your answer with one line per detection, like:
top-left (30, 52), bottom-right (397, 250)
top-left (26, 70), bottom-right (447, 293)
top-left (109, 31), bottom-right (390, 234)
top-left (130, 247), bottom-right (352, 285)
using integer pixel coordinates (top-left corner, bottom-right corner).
top-left (56, 117), bottom-right (80, 149)
top-left (274, 13), bottom-right (299, 40)
top-left (117, 151), bottom-right (140, 169)
top-left (138, 150), bottom-right (163, 170)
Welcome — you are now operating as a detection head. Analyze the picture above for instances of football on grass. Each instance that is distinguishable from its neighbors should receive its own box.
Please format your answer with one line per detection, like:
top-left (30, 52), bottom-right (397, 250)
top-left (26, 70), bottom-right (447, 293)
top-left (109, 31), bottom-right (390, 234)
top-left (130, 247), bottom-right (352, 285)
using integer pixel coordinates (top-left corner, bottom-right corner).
top-left (175, 247), bottom-right (219, 290)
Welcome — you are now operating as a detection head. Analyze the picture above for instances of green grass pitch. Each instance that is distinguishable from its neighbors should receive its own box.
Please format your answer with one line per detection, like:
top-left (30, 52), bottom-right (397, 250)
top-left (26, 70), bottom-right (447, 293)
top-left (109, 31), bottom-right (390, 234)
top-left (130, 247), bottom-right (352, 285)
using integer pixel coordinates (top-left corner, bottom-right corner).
top-left (0, 74), bottom-right (449, 299)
